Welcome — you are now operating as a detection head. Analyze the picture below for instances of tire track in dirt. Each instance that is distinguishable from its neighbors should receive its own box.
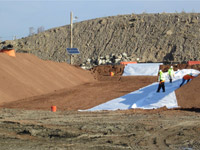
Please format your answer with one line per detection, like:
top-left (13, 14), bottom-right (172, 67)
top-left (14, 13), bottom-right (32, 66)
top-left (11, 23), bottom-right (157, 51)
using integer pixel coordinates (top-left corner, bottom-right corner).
top-left (144, 120), bottom-right (200, 149)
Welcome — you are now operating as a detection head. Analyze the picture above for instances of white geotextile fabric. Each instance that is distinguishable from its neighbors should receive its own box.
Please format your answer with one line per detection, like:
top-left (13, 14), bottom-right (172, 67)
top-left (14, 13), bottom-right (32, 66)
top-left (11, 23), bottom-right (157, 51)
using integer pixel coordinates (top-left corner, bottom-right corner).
top-left (123, 63), bottom-right (163, 76)
top-left (85, 69), bottom-right (200, 111)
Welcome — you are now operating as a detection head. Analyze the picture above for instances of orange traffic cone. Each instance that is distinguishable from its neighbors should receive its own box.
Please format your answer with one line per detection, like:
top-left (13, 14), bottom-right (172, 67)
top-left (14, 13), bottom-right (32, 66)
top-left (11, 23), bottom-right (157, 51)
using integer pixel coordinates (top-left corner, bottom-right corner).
top-left (51, 106), bottom-right (57, 112)
top-left (110, 72), bottom-right (115, 77)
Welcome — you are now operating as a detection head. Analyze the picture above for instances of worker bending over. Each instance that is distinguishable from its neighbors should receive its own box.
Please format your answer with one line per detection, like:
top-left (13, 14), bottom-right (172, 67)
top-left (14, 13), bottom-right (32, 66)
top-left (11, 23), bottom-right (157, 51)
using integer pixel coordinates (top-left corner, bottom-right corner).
top-left (179, 73), bottom-right (195, 87)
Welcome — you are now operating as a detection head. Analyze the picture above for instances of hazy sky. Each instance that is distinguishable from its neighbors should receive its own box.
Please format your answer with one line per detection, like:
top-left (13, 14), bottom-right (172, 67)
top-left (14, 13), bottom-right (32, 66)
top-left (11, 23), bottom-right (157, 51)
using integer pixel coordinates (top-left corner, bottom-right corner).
top-left (0, 0), bottom-right (200, 41)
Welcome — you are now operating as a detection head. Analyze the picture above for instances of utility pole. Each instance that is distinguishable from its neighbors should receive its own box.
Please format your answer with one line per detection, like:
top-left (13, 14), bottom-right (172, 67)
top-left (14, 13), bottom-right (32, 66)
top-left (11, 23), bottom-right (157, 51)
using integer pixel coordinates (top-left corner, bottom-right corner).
top-left (68, 11), bottom-right (79, 64)
top-left (70, 11), bottom-right (73, 64)
top-left (70, 11), bottom-right (73, 48)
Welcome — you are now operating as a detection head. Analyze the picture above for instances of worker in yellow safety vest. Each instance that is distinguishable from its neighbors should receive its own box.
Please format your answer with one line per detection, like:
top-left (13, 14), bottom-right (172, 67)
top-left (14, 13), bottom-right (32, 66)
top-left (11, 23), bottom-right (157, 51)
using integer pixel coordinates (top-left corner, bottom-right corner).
top-left (157, 70), bottom-right (165, 92)
top-left (168, 66), bottom-right (175, 83)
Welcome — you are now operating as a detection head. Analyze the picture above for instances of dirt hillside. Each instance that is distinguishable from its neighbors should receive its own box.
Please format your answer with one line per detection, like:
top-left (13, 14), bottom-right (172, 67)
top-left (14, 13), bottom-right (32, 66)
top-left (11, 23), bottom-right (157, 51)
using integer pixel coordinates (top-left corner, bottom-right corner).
top-left (1, 13), bottom-right (200, 65)
top-left (176, 75), bottom-right (200, 108)
top-left (0, 53), bottom-right (95, 105)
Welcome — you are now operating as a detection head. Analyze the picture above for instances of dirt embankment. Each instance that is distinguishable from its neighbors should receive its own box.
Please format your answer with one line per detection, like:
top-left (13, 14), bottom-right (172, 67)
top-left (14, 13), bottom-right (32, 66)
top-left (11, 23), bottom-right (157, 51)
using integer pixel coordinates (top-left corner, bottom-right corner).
top-left (176, 75), bottom-right (200, 108)
top-left (0, 53), bottom-right (95, 105)
top-left (1, 13), bottom-right (200, 64)
top-left (1, 75), bottom-right (157, 111)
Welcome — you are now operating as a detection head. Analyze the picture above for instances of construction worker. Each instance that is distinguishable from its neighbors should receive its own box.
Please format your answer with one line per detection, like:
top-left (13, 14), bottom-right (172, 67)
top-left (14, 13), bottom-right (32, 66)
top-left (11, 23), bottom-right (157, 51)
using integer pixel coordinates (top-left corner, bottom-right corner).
top-left (179, 73), bottom-right (195, 87)
top-left (168, 66), bottom-right (175, 83)
top-left (157, 70), bottom-right (165, 92)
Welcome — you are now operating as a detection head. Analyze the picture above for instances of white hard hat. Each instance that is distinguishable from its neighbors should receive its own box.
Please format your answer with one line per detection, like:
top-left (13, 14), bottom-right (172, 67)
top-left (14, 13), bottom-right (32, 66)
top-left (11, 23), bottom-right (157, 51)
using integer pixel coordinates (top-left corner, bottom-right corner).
top-left (170, 66), bottom-right (173, 68)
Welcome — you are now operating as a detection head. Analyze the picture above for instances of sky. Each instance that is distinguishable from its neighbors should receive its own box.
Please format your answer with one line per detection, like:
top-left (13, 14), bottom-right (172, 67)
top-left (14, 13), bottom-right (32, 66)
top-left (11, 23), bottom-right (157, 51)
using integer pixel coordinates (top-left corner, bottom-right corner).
top-left (84, 64), bottom-right (200, 111)
top-left (0, 0), bottom-right (200, 41)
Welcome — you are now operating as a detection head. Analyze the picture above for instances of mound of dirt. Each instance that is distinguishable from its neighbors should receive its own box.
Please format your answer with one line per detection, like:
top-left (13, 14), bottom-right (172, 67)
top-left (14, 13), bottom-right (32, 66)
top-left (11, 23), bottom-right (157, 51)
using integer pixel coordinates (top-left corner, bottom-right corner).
top-left (90, 64), bottom-right (125, 80)
top-left (0, 53), bottom-right (95, 105)
top-left (175, 75), bottom-right (200, 108)
top-left (3, 13), bottom-right (200, 65)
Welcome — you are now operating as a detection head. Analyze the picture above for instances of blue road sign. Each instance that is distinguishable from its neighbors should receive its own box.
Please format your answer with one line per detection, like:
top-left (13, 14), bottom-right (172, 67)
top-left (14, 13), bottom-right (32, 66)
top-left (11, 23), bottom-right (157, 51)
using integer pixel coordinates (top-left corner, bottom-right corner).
top-left (66, 48), bottom-right (80, 54)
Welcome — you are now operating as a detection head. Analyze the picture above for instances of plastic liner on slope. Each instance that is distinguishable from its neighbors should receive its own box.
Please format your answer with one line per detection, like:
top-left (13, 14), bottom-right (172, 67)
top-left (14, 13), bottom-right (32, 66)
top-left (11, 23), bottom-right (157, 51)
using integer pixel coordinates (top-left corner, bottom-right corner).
top-left (123, 63), bottom-right (163, 76)
top-left (87, 69), bottom-right (200, 111)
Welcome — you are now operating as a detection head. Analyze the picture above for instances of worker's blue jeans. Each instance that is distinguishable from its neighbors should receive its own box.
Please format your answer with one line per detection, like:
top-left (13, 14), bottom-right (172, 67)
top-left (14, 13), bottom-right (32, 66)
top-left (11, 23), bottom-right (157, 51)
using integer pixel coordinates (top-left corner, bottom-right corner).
top-left (180, 78), bottom-right (190, 87)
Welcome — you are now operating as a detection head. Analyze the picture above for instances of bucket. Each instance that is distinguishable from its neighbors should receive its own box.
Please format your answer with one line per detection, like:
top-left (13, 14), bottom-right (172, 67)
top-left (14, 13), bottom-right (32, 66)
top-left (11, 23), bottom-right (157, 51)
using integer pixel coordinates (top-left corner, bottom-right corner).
top-left (51, 106), bottom-right (57, 112)
top-left (110, 72), bottom-right (115, 77)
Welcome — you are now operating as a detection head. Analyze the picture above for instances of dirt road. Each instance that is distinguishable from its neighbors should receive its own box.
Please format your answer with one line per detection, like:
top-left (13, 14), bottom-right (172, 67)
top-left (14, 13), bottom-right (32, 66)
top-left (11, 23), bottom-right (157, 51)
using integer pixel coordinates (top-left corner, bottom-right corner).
top-left (0, 108), bottom-right (200, 150)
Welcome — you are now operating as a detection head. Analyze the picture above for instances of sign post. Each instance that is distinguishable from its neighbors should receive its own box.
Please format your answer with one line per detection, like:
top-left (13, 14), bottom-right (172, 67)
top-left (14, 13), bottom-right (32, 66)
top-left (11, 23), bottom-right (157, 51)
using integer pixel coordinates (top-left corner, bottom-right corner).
top-left (68, 11), bottom-right (79, 64)
top-left (66, 48), bottom-right (80, 64)
top-left (70, 12), bottom-right (73, 64)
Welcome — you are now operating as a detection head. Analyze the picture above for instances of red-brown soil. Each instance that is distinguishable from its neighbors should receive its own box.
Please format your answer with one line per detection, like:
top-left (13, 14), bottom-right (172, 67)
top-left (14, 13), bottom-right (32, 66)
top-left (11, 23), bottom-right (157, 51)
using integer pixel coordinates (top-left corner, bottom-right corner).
top-left (0, 53), bottom-right (200, 110)
top-left (1, 76), bottom-right (157, 110)
top-left (1, 53), bottom-right (200, 150)
top-left (0, 53), bottom-right (94, 105)
top-left (176, 75), bottom-right (200, 108)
